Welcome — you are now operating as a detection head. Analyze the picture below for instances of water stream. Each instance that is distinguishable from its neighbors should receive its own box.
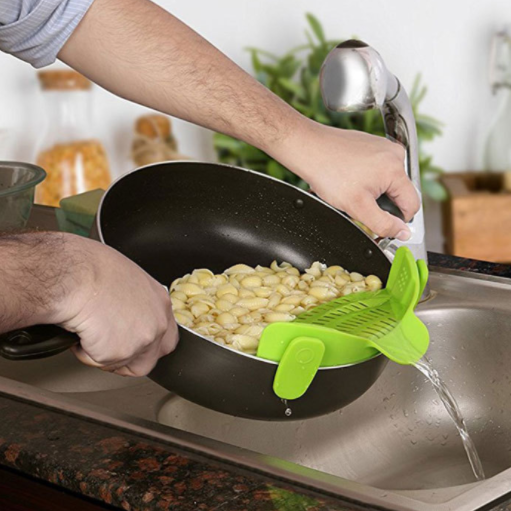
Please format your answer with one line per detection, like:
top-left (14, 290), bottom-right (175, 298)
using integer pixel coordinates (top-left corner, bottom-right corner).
top-left (414, 356), bottom-right (485, 481)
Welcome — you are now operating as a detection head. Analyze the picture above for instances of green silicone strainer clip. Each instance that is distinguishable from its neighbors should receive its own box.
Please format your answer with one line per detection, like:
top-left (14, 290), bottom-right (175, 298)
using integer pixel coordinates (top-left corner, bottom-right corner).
top-left (256, 246), bottom-right (430, 400)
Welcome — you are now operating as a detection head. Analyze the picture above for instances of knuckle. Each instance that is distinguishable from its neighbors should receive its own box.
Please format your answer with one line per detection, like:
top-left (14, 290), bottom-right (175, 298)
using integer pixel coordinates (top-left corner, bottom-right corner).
top-left (350, 190), bottom-right (366, 208)
top-left (392, 143), bottom-right (406, 158)
top-left (161, 344), bottom-right (174, 357)
top-left (140, 331), bottom-right (157, 349)
top-left (129, 359), bottom-right (157, 377)
top-left (402, 185), bottom-right (421, 212)
top-left (380, 150), bottom-right (404, 172)
top-left (155, 316), bottom-right (168, 337)
top-left (117, 346), bottom-right (137, 362)
top-left (91, 351), bottom-right (117, 365)
top-left (128, 367), bottom-right (147, 377)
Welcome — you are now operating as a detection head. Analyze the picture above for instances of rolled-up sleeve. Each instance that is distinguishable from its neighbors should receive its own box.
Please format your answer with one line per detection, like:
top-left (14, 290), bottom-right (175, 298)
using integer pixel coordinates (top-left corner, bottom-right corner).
top-left (0, 0), bottom-right (94, 68)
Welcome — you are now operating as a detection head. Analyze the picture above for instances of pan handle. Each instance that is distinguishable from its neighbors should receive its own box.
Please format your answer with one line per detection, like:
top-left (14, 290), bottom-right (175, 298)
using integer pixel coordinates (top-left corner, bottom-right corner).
top-left (376, 194), bottom-right (405, 222)
top-left (0, 325), bottom-right (79, 361)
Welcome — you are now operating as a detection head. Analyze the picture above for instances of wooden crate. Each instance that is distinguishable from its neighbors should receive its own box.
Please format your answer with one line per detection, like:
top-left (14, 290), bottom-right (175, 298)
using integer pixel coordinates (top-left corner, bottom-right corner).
top-left (440, 172), bottom-right (511, 263)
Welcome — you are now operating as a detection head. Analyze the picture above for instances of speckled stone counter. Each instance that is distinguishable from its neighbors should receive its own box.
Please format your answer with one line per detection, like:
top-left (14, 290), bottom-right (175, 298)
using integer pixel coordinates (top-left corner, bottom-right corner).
top-left (429, 252), bottom-right (511, 279)
top-left (0, 394), bottom-right (379, 511)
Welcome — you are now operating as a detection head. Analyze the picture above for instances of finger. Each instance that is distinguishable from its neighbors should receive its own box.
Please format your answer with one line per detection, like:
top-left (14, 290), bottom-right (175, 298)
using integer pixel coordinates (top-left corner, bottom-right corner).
top-left (158, 321), bottom-right (179, 358)
top-left (71, 345), bottom-right (103, 368)
top-left (385, 174), bottom-right (421, 223)
top-left (72, 345), bottom-right (133, 372)
top-left (113, 341), bottom-right (162, 377)
top-left (113, 324), bottom-right (178, 376)
top-left (112, 366), bottom-right (138, 377)
top-left (99, 359), bottom-right (133, 372)
top-left (347, 193), bottom-right (410, 240)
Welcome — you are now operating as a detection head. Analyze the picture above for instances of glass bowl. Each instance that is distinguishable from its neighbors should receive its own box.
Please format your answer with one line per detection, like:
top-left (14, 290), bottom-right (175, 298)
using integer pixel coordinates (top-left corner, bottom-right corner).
top-left (0, 162), bottom-right (46, 231)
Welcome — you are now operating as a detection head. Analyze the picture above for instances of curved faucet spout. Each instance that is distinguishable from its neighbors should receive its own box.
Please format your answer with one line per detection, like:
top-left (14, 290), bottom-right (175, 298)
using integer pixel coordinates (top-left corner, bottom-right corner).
top-left (320, 40), bottom-right (428, 272)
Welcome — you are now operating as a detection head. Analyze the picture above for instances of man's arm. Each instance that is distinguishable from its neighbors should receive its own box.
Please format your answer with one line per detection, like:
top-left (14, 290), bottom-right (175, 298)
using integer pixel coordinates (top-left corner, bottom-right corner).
top-left (59, 0), bottom-right (419, 240)
top-left (0, 232), bottom-right (177, 376)
top-left (0, 232), bottom-right (80, 330)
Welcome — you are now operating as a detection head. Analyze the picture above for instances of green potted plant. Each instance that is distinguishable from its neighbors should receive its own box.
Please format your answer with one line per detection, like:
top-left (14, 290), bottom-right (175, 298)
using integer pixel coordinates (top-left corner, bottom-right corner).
top-left (214, 14), bottom-right (446, 201)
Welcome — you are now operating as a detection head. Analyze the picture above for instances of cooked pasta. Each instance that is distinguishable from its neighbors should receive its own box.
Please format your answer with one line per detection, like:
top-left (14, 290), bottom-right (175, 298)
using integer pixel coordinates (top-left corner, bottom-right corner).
top-left (170, 261), bottom-right (382, 355)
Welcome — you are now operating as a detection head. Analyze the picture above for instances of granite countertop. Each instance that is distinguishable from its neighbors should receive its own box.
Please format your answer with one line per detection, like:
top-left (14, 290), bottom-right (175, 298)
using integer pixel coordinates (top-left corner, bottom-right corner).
top-left (1, 206), bottom-right (511, 511)
top-left (0, 394), bottom-right (370, 511)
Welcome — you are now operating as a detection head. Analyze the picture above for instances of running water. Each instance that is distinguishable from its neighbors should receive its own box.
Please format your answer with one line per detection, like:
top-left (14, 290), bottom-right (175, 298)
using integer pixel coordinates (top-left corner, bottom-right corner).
top-left (414, 356), bottom-right (485, 481)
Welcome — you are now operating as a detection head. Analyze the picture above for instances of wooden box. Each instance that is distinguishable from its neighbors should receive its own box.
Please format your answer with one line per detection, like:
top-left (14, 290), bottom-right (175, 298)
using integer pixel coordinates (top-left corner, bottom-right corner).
top-left (440, 172), bottom-right (511, 263)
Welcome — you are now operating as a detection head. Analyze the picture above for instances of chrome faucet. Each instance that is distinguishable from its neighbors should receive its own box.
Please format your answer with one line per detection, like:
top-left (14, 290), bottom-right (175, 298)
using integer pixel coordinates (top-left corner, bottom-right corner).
top-left (319, 40), bottom-right (428, 265)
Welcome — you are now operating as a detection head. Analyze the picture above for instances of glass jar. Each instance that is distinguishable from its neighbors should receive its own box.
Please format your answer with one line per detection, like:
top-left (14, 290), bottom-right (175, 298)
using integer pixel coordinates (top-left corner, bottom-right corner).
top-left (131, 114), bottom-right (187, 167)
top-left (34, 70), bottom-right (111, 207)
top-left (484, 27), bottom-right (511, 173)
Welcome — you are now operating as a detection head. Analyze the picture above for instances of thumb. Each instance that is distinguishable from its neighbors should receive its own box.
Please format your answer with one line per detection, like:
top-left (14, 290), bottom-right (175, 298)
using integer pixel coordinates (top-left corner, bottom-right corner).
top-left (71, 345), bottom-right (103, 368)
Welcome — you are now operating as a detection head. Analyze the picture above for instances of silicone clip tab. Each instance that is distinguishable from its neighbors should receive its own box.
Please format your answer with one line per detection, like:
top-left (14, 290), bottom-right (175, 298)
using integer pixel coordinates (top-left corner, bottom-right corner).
top-left (272, 337), bottom-right (325, 400)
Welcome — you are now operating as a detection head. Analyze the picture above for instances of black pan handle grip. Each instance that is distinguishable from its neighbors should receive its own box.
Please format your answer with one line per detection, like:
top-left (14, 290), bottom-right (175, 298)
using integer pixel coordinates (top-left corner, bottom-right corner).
top-left (309, 190), bottom-right (406, 223)
top-left (376, 194), bottom-right (405, 222)
top-left (0, 325), bottom-right (79, 361)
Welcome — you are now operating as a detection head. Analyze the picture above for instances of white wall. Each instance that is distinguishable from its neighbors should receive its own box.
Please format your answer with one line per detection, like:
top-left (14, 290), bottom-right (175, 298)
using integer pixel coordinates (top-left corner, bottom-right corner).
top-left (0, 0), bottom-right (510, 178)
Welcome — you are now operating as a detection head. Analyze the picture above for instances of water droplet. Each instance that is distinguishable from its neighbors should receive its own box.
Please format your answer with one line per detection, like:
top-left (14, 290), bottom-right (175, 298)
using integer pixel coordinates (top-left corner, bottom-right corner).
top-left (285, 408), bottom-right (292, 417)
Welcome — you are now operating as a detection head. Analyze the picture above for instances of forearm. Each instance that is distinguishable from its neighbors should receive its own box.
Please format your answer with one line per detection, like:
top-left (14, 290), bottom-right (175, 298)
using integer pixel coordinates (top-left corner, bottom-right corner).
top-left (57, 0), bottom-right (418, 240)
top-left (58, 0), bottom-right (305, 157)
top-left (0, 232), bottom-right (87, 332)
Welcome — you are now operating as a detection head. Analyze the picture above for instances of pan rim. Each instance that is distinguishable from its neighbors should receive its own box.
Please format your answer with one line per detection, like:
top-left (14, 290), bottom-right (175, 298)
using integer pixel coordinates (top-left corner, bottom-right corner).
top-left (96, 160), bottom-right (386, 370)
top-left (176, 322), bottom-right (382, 369)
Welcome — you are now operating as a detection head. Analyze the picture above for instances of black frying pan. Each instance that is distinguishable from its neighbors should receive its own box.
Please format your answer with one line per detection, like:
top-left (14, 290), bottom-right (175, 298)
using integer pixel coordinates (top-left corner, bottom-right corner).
top-left (0, 161), bottom-right (394, 420)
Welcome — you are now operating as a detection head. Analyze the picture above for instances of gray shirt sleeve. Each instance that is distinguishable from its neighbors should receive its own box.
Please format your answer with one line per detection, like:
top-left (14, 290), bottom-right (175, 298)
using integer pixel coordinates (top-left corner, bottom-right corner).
top-left (0, 0), bottom-right (95, 68)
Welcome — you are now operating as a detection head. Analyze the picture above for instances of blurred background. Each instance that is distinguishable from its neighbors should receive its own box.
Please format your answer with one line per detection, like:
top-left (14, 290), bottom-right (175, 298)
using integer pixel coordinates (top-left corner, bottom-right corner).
top-left (1, 0), bottom-right (511, 261)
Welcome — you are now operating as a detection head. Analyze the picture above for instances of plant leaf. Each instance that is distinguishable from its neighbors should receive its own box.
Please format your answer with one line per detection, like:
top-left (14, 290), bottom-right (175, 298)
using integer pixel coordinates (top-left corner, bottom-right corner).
top-left (290, 100), bottom-right (313, 116)
top-left (278, 55), bottom-right (301, 78)
top-left (421, 177), bottom-right (448, 202)
top-left (250, 49), bottom-right (262, 73)
top-left (267, 160), bottom-right (287, 180)
top-left (245, 47), bottom-right (279, 61)
top-left (239, 144), bottom-right (267, 162)
top-left (304, 30), bottom-right (315, 48)
top-left (306, 13), bottom-right (326, 44)
top-left (314, 112), bottom-right (330, 124)
top-left (213, 134), bottom-right (243, 152)
top-left (278, 78), bottom-right (306, 98)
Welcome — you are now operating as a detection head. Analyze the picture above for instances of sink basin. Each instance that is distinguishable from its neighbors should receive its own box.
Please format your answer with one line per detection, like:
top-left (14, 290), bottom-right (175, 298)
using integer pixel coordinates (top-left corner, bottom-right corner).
top-left (2, 267), bottom-right (511, 510)
top-left (157, 306), bottom-right (507, 491)
top-left (154, 269), bottom-right (511, 508)
top-left (0, 349), bottom-right (141, 393)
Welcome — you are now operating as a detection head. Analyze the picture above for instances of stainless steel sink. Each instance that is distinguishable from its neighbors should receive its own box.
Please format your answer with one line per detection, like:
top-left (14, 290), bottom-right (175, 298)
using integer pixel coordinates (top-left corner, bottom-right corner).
top-left (2, 267), bottom-right (511, 511)
top-left (0, 348), bottom-right (141, 393)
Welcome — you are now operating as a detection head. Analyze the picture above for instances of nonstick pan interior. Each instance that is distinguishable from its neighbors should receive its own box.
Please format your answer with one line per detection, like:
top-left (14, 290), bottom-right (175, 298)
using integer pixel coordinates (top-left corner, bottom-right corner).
top-left (98, 161), bottom-right (391, 284)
